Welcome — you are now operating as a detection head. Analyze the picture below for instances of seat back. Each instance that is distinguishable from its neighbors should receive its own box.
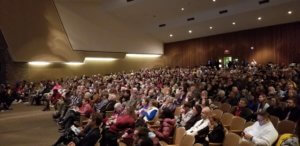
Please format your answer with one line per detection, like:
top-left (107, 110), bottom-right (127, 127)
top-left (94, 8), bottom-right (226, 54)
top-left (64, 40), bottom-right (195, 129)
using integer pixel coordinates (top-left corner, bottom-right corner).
top-left (221, 113), bottom-right (234, 127)
top-left (239, 140), bottom-right (255, 146)
top-left (223, 132), bottom-right (241, 146)
top-left (174, 107), bottom-right (181, 117)
top-left (220, 103), bottom-right (232, 113)
top-left (230, 116), bottom-right (246, 131)
top-left (243, 121), bottom-right (254, 130)
top-left (193, 143), bottom-right (203, 146)
top-left (119, 142), bottom-right (127, 146)
top-left (212, 109), bottom-right (223, 120)
top-left (213, 101), bottom-right (222, 108)
top-left (277, 120), bottom-right (296, 135)
top-left (174, 127), bottom-right (186, 144)
top-left (179, 134), bottom-right (195, 146)
top-left (269, 115), bottom-right (279, 127)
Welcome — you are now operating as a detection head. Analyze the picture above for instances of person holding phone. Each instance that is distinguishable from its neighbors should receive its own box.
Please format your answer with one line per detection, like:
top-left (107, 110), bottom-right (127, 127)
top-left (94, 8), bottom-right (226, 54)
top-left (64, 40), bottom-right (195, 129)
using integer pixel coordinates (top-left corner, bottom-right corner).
top-left (243, 112), bottom-right (278, 146)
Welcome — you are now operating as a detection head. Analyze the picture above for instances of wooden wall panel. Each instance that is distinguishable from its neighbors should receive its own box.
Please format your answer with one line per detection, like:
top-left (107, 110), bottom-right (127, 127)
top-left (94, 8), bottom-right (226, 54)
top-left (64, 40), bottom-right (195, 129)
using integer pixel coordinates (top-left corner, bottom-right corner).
top-left (164, 22), bottom-right (300, 66)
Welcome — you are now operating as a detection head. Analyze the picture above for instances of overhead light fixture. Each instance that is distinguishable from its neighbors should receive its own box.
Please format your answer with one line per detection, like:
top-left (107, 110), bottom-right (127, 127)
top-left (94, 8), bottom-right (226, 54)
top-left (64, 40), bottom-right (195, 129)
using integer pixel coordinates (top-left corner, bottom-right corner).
top-left (288, 10), bottom-right (292, 15)
top-left (257, 17), bottom-right (262, 20)
top-left (232, 22), bottom-right (236, 25)
top-left (212, 0), bottom-right (216, 2)
top-left (28, 61), bottom-right (51, 66)
top-left (188, 30), bottom-right (192, 34)
top-left (126, 54), bottom-right (161, 58)
top-left (209, 26), bottom-right (213, 30)
top-left (169, 34), bottom-right (173, 37)
top-left (84, 57), bottom-right (117, 62)
top-left (219, 59), bottom-right (222, 63)
top-left (181, 8), bottom-right (185, 11)
top-left (65, 62), bottom-right (84, 65)
top-left (250, 46), bottom-right (254, 50)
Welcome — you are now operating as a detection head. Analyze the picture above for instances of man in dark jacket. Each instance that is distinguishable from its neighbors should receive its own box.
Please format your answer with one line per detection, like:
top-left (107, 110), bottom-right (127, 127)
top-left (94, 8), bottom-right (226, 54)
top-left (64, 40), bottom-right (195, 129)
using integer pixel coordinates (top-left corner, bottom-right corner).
top-left (231, 98), bottom-right (253, 121)
top-left (53, 113), bottom-right (102, 146)
top-left (283, 98), bottom-right (300, 122)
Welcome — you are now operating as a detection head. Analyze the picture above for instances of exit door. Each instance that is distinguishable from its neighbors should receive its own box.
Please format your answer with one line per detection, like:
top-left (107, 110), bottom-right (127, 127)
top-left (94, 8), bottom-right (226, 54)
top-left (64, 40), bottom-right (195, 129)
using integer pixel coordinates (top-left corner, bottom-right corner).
top-left (223, 56), bottom-right (232, 68)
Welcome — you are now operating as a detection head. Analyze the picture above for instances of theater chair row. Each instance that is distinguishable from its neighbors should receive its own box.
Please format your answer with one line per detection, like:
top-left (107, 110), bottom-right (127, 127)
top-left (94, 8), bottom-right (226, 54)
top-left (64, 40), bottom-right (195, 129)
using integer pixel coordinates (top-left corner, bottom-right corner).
top-left (213, 109), bottom-right (297, 135)
top-left (159, 127), bottom-right (254, 146)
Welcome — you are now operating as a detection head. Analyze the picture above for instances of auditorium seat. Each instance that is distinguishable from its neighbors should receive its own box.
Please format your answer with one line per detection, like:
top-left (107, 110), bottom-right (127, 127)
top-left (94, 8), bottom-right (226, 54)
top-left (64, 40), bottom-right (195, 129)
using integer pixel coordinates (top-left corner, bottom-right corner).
top-left (222, 132), bottom-right (241, 146)
top-left (230, 116), bottom-right (246, 135)
top-left (239, 140), bottom-right (255, 146)
top-left (220, 103), bottom-right (231, 113)
top-left (159, 127), bottom-right (186, 146)
top-left (221, 113), bottom-right (234, 129)
top-left (269, 115), bottom-right (279, 127)
top-left (212, 109), bottom-right (223, 120)
top-left (277, 120), bottom-right (296, 135)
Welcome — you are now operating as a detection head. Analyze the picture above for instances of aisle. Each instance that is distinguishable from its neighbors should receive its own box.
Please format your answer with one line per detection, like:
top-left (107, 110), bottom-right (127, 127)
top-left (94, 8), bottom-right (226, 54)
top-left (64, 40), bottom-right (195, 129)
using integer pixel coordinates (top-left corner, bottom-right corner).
top-left (0, 104), bottom-right (58, 146)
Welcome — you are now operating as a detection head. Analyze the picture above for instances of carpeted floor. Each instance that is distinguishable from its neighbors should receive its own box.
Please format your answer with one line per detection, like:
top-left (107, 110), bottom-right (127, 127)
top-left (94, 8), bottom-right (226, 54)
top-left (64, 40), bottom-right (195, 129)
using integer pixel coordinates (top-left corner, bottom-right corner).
top-left (0, 104), bottom-right (59, 146)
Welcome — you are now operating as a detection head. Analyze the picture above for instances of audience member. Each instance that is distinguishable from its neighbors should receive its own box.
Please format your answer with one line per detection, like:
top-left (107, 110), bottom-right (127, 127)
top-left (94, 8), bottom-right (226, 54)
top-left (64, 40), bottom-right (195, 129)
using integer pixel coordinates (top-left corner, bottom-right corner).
top-left (243, 112), bottom-right (278, 146)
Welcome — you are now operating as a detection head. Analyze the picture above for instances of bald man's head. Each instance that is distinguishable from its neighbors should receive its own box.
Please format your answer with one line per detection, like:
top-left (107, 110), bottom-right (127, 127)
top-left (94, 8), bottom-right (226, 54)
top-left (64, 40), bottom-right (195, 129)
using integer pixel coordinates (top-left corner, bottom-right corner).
top-left (201, 106), bottom-right (211, 119)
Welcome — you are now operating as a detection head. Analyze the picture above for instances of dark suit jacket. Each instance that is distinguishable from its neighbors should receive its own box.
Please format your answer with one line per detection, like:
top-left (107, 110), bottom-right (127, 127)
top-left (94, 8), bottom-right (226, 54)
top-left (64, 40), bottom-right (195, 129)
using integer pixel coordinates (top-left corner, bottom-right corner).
top-left (78, 127), bottom-right (101, 146)
top-left (208, 124), bottom-right (225, 143)
top-left (266, 106), bottom-right (284, 120)
top-left (231, 106), bottom-right (253, 121)
top-left (283, 107), bottom-right (300, 122)
top-left (197, 123), bottom-right (225, 146)
top-left (185, 115), bottom-right (201, 130)
top-left (101, 100), bottom-right (116, 112)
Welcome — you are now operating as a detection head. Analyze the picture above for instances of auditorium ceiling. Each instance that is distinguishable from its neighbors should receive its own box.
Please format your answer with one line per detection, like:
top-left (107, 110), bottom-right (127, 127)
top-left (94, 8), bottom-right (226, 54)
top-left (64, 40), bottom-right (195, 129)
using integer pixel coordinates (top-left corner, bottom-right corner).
top-left (54, 0), bottom-right (300, 51)
top-left (0, 0), bottom-right (299, 62)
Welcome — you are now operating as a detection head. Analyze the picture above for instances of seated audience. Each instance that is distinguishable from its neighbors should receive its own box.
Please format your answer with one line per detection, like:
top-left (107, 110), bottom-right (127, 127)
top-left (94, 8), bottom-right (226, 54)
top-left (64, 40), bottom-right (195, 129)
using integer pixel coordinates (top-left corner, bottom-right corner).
top-left (141, 99), bottom-right (159, 122)
top-left (186, 107), bottom-right (211, 142)
top-left (101, 107), bottom-right (135, 146)
top-left (153, 109), bottom-right (176, 142)
top-left (254, 94), bottom-right (270, 113)
top-left (282, 98), bottom-right (300, 122)
top-left (231, 98), bottom-right (253, 121)
top-left (43, 89), bottom-right (61, 111)
top-left (177, 103), bottom-right (193, 127)
top-left (266, 97), bottom-right (284, 120)
top-left (4, 63), bottom-right (300, 146)
top-left (226, 91), bottom-right (239, 106)
top-left (243, 112), bottom-right (278, 146)
top-left (53, 112), bottom-right (102, 146)
top-left (202, 114), bottom-right (225, 146)
top-left (160, 96), bottom-right (176, 113)
top-left (185, 104), bottom-right (202, 130)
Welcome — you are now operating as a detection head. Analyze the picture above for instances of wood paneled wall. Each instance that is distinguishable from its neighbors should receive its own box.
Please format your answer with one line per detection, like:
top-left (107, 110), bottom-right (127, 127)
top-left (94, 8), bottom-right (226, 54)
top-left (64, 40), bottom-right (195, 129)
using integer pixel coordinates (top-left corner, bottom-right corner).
top-left (164, 22), bottom-right (300, 67)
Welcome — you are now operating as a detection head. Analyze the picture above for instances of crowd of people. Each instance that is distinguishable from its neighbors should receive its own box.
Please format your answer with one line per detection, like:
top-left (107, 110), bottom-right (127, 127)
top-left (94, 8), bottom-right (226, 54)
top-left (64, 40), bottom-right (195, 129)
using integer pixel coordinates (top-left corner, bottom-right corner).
top-left (0, 63), bottom-right (300, 146)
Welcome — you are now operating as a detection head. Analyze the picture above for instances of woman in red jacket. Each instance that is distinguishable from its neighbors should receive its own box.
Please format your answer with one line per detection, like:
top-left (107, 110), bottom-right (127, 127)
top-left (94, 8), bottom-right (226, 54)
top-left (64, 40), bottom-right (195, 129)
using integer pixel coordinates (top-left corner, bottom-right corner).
top-left (153, 109), bottom-right (176, 143)
top-left (101, 106), bottom-right (136, 146)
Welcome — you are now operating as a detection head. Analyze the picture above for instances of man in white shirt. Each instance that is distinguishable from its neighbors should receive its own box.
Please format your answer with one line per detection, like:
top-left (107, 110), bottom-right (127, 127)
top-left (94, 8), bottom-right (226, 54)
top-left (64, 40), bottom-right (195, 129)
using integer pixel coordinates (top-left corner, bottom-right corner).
top-left (186, 106), bottom-right (210, 136)
top-left (243, 112), bottom-right (278, 146)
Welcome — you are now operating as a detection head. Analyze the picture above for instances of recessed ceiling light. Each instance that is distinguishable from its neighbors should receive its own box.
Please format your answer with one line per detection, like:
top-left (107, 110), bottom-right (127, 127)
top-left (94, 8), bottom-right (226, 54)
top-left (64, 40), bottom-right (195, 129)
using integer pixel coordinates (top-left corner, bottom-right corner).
top-left (257, 17), bottom-right (262, 20)
top-left (209, 26), bottom-right (213, 30)
top-left (288, 10), bottom-right (292, 14)
top-left (212, 0), bottom-right (216, 2)
top-left (232, 22), bottom-right (236, 25)
top-left (250, 46), bottom-right (254, 50)
top-left (169, 34), bottom-right (173, 37)
top-left (181, 8), bottom-right (185, 11)
top-left (188, 30), bottom-right (192, 34)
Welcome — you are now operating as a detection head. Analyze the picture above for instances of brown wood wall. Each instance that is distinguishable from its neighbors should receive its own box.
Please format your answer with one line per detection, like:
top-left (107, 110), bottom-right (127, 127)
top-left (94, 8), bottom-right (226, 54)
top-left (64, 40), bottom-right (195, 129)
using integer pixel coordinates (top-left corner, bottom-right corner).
top-left (164, 22), bottom-right (300, 67)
